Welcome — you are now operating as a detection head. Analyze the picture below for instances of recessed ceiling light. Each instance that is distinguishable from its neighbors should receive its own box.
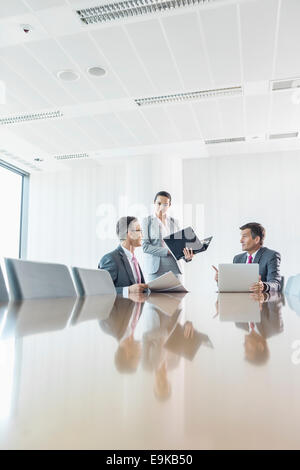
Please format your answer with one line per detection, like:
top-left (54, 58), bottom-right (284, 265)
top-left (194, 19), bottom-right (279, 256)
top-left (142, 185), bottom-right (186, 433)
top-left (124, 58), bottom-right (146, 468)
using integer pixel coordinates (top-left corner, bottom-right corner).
top-left (56, 70), bottom-right (80, 82)
top-left (87, 66), bottom-right (106, 77)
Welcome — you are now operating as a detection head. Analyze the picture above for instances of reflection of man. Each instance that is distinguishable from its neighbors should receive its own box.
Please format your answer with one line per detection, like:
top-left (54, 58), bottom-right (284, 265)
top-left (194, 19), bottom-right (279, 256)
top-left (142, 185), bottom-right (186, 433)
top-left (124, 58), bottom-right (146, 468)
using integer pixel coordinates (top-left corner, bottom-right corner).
top-left (213, 223), bottom-right (281, 293)
top-left (99, 296), bottom-right (144, 374)
top-left (237, 293), bottom-right (284, 365)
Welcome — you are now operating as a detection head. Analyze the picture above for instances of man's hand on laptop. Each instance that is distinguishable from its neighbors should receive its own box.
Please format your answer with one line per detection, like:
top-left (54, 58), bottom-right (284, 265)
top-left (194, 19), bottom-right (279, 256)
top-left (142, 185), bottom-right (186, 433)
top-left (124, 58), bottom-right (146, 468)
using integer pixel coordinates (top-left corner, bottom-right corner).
top-left (249, 275), bottom-right (264, 294)
top-left (212, 265), bottom-right (218, 283)
top-left (129, 283), bottom-right (148, 293)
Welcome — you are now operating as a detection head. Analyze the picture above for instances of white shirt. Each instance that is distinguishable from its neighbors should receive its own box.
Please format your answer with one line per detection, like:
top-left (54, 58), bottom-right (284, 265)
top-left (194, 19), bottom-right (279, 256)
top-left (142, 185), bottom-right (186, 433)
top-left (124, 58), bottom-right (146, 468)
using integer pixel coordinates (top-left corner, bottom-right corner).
top-left (156, 215), bottom-right (171, 248)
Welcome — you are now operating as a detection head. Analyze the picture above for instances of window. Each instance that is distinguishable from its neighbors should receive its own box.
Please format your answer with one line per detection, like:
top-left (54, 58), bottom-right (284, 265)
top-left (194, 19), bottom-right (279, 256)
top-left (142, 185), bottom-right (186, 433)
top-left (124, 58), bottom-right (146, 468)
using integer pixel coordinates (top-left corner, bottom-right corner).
top-left (0, 161), bottom-right (29, 259)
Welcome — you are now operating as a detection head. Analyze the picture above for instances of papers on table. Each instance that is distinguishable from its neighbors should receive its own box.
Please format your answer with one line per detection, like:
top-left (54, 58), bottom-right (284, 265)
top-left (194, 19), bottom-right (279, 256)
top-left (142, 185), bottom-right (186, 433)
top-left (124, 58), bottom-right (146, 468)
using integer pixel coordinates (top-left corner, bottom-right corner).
top-left (146, 292), bottom-right (186, 316)
top-left (147, 271), bottom-right (188, 293)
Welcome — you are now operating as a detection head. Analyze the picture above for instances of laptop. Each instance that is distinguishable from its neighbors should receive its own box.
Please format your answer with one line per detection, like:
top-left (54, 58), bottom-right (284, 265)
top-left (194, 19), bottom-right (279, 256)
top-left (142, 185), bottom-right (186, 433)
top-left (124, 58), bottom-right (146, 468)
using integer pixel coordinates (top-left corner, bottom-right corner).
top-left (218, 264), bottom-right (259, 293)
top-left (163, 226), bottom-right (213, 261)
top-left (218, 293), bottom-right (261, 322)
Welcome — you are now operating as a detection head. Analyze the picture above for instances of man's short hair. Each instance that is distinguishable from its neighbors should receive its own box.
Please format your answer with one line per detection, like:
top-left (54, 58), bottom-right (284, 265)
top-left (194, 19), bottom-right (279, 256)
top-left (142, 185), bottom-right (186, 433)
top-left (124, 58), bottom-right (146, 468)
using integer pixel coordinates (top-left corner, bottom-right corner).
top-left (154, 191), bottom-right (172, 204)
top-left (116, 216), bottom-right (137, 240)
top-left (240, 222), bottom-right (265, 246)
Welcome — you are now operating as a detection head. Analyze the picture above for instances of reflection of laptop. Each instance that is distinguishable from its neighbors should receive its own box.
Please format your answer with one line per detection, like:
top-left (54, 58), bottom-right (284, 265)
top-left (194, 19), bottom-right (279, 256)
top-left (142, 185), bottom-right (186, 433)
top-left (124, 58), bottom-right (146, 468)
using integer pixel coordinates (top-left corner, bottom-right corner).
top-left (218, 264), bottom-right (259, 293)
top-left (163, 226), bottom-right (212, 260)
top-left (164, 324), bottom-right (213, 361)
top-left (218, 293), bottom-right (261, 322)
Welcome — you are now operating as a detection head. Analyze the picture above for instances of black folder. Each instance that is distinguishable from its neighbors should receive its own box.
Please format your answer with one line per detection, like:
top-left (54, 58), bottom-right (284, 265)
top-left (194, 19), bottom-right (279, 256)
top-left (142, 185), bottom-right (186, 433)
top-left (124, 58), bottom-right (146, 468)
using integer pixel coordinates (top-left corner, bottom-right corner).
top-left (163, 226), bottom-right (212, 260)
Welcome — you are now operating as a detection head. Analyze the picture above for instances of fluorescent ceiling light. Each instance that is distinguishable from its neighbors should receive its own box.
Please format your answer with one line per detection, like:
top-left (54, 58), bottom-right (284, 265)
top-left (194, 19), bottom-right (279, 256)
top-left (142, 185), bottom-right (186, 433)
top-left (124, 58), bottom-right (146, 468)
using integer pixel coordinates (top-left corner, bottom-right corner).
top-left (0, 110), bottom-right (63, 125)
top-left (269, 132), bottom-right (298, 139)
top-left (271, 78), bottom-right (300, 91)
top-left (76, 0), bottom-right (220, 25)
top-left (205, 137), bottom-right (246, 145)
top-left (54, 153), bottom-right (89, 160)
top-left (135, 86), bottom-right (242, 106)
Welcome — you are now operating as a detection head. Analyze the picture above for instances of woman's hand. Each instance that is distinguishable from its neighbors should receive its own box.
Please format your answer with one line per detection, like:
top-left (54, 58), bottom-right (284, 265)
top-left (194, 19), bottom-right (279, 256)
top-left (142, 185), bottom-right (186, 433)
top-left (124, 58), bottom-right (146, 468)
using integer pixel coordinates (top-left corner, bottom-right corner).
top-left (183, 247), bottom-right (194, 261)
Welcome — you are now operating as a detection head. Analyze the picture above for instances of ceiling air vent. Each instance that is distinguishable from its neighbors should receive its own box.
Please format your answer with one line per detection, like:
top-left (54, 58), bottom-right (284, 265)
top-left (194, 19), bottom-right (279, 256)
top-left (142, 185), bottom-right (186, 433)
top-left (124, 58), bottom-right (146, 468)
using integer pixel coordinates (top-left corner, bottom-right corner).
top-left (0, 110), bottom-right (63, 125)
top-left (54, 153), bottom-right (89, 160)
top-left (205, 137), bottom-right (246, 145)
top-left (76, 0), bottom-right (221, 25)
top-left (135, 86), bottom-right (242, 106)
top-left (269, 132), bottom-right (298, 139)
top-left (271, 78), bottom-right (300, 91)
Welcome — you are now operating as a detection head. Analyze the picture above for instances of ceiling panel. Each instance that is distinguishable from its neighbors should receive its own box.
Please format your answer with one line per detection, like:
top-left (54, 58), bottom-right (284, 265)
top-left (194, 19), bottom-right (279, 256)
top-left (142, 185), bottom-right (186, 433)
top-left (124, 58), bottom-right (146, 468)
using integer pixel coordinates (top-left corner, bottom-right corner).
top-left (270, 90), bottom-right (300, 132)
top-left (91, 26), bottom-right (156, 98)
top-left (192, 100), bottom-right (223, 139)
top-left (0, 58), bottom-right (51, 110)
top-left (275, 0), bottom-right (300, 79)
top-left (70, 116), bottom-right (118, 148)
top-left (240, 0), bottom-right (278, 82)
top-left (139, 107), bottom-right (181, 144)
top-left (161, 12), bottom-right (212, 91)
top-left (218, 96), bottom-right (244, 137)
top-left (0, 0), bottom-right (29, 18)
top-left (25, 39), bottom-right (100, 103)
top-left (94, 113), bottom-right (141, 147)
top-left (116, 109), bottom-right (158, 146)
top-left (25, 0), bottom-right (66, 11)
top-left (0, 45), bottom-right (76, 107)
top-left (125, 18), bottom-right (182, 94)
top-left (58, 33), bottom-right (127, 100)
top-left (200, 4), bottom-right (241, 87)
top-left (164, 103), bottom-right (202, 141)
top-left (10, 122), bottom-right (61, 154)
top-left (245, 95), bottom-right (270, 136)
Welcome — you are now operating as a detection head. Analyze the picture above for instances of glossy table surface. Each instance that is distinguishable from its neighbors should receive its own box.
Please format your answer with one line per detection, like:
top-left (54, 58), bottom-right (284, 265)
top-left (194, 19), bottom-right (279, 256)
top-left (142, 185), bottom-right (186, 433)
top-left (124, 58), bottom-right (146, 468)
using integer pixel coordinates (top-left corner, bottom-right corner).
top-left (0, 284), bottom-right (300, 450)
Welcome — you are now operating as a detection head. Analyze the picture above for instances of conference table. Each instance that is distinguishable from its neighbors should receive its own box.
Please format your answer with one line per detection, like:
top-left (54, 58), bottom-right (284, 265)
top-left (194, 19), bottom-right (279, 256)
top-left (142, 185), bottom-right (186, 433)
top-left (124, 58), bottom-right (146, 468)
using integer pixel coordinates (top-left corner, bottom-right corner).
top-left (0, 283), bottom-right (299, 450)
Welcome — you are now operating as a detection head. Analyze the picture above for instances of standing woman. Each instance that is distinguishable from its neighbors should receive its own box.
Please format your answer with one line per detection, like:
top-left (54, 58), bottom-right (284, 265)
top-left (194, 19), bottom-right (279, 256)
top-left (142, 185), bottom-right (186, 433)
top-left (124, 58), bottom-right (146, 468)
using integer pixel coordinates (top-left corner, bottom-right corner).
top-left (142, 191), bottom-right (193, 282)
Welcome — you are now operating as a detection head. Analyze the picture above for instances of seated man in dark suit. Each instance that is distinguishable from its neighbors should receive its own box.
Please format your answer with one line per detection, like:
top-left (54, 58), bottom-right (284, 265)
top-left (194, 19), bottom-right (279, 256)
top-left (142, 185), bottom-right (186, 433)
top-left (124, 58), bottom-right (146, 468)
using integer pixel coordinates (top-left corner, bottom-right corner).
top-left (99, 216), bottom-right (148, 296)
top-left (213, 222), bottom-right (281, 293)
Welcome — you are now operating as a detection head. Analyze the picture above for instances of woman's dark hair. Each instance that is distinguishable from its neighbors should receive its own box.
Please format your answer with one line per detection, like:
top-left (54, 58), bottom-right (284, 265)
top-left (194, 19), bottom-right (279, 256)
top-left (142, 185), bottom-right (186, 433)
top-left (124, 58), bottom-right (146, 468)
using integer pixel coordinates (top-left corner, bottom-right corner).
top-left (154, 191), bottom-right (172, 204)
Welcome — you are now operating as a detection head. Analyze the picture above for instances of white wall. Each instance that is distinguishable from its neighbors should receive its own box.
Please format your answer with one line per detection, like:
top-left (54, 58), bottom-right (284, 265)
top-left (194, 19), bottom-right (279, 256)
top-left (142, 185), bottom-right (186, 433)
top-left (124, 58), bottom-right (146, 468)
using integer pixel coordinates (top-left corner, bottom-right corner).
top-left (27, 155), bottom-right (183, 269)
top-left (182, 150), bottom-right (300, 289)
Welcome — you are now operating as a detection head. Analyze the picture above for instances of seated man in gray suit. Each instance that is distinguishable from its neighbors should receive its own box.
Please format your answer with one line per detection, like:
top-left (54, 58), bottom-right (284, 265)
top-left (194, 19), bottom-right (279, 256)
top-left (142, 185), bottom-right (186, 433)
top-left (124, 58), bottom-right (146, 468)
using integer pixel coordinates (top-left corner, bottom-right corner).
top-left (99, 216), bottom-right (148, 296)
top-left (213, 222), bottom-right (281, 293)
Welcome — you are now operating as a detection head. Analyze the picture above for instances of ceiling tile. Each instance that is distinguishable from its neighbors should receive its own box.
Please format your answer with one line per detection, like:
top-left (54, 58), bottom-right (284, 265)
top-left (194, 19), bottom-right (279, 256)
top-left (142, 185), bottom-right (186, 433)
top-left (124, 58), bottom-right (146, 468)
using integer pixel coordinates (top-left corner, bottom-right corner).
top-left (164, 103), bottom-right (202, 141)
top-left (91, 26), bottom-right (156, 98)
top-left (0, 0), bottom-right (29, 18)
top-left (139, 107), bottom-right (181, 144)
top-left (240, 0), bottom-right (279, 82)
top-left (58, 33), bottom-right (127, 100)
top-left (125, 18), bottom-right (182, 94)
top-left (26, 39), bottom-right (101, 103)
top-left (275, 0), bottom-right (300, 79)
top-left (192, 100), bottom-right (223, 139)
top-left (161, 12), bottom-right (212, 91)
top-left (200, 4), bottom-right (241, 87)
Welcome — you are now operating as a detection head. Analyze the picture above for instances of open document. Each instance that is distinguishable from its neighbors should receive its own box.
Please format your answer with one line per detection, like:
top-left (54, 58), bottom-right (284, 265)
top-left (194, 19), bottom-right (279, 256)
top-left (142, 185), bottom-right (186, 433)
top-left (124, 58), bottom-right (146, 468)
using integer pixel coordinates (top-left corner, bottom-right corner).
top-left (146, 292), bottom-right (186, 316)
top-left (148, 271), bottom-right (188, 293)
